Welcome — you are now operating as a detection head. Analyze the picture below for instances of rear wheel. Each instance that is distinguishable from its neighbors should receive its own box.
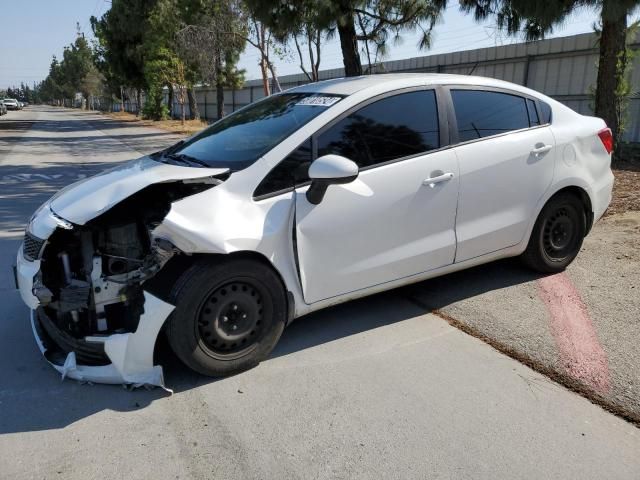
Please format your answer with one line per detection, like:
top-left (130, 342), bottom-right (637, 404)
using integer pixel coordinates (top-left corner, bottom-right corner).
top-left (167, 258), bottom-right (287, 377)
top-left (521, 193), bottom-right (586, 273)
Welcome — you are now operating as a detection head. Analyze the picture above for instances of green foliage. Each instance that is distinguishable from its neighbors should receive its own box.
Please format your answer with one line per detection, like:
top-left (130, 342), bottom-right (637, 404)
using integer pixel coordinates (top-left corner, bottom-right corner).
top-left (612, 20), bottom-right (638, 143)
top-left (91, 0), bottom-right (159, 94)
top-left (245, 0), bottom-right (446, 76)
top-left (175, 0), bottom-right (247, 87)
top-left (39, 30), bottom-right (104, 106)
top-left (142, 47), bottom-right (183, 120)
top-left (62, 34), bottom-right (94, 94)
top-left (142, 90), bottom-right (170, 120)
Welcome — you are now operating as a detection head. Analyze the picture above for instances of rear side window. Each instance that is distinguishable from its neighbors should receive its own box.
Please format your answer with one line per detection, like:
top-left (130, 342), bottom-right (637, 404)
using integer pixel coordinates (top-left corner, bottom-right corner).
top-left (452, 90), bottom-right (530, 142)
top-left (317, 90), bottom-right (440, 169)
top-left (526, 99), bottom-right (540, 126)
top-left (539, 101), bottom-right (552, 124)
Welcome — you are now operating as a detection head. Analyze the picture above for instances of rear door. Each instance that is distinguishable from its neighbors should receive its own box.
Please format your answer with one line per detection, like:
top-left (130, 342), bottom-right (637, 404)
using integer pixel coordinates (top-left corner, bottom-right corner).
top-left (448, 88), bottom-right (555, 262)
top-left (294, 89), bottom-right (460, 304)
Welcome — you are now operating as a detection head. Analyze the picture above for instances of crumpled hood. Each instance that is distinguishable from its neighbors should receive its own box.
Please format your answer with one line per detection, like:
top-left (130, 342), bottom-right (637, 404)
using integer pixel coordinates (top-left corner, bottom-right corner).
top-left (49, 156), bottom-right (228, 225)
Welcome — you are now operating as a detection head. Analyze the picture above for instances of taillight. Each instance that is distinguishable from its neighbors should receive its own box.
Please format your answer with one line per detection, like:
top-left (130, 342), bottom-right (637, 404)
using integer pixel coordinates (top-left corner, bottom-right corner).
top-left (597, 127), bottom-right (613, 154)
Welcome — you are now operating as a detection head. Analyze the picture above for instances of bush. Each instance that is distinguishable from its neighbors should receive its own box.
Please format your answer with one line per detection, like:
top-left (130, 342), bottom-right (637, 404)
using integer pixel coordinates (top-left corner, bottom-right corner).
top-left (142, 100), bottom-right (168, 120)
top-left (142, 80), bottom-right (168, 120)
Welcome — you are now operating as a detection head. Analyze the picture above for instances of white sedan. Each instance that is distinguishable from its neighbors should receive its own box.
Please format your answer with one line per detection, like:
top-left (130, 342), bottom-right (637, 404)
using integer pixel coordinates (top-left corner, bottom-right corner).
top-left (16, 74), bottom-right (614, 387)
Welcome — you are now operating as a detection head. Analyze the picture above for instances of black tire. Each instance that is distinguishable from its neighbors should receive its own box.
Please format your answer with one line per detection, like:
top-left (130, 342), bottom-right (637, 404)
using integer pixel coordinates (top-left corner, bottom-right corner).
top-left (166, 257), bottom-right (287, 377)
top-left (521, 192), bottom-right (587, 273)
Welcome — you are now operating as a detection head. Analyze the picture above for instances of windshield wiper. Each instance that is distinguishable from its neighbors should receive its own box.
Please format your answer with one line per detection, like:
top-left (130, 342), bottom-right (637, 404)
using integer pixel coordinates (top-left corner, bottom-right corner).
top-left (165, 153), bottom-right (210, 168)
top-left (150, 140), bottom-right (185, 160)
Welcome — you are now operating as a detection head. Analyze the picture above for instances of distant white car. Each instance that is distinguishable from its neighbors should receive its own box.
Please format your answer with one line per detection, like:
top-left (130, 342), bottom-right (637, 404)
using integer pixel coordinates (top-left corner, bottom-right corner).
top-left (3, 98), bottom-right (19, 110)
top-left (16, 74), bottom-right (614, 387)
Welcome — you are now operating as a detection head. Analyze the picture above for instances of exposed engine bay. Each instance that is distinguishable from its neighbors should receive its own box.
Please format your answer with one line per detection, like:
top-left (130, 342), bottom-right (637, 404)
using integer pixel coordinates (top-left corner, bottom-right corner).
top-left (32, 180), bottom-right (219, 366)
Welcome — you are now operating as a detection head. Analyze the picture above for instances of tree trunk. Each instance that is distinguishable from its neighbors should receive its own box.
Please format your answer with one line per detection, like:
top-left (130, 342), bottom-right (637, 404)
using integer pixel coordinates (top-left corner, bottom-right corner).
top-left (135, 88), bottom-right (142, 116)
top-left (337, 12), bottom-right (362, 77)
top-left (180, 92), bottom-right (185, 125)
top-left (168, 84), bottom-right (174, 119)
top-left (268, 62), bottom-right (282, 92)
top-left (595, 0), bottom-right (627, 149)
top-left (259, 58), bottom-right (270, 96)
top-left (187, 88), bottom-right (200, 120)
top-left (216, 79), bottom-right (224, 120)
top-left (215, 57), bottom-right (225, 120)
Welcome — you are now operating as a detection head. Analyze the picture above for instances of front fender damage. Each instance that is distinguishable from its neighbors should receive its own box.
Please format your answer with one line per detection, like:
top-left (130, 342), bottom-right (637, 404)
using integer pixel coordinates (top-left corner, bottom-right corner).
top-left (18, 173), bottom-right (227, 390)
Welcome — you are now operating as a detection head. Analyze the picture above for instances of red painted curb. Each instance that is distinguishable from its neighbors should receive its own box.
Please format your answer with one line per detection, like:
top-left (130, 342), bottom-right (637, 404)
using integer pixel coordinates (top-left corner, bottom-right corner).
top-left (538, 272), bottom-right (611, 394)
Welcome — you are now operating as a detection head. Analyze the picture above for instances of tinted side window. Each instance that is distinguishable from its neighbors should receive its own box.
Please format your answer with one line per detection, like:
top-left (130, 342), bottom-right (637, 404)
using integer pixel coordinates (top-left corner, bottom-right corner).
top-left (539, 101), bottom-right (552, 124)
top-left (254, 139), bottom-right (312, 197)
top-left (526, 99), bottom-right (540, 126)
top-left (317, 90), bottom-right (440, 169)
top-left (452, 90), bottom-right (530, 142)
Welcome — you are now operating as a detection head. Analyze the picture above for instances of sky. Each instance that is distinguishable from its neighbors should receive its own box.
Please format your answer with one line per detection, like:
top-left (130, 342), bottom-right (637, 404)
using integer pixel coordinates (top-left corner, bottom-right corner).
top-left (0, 0), bottom-right (604, 90)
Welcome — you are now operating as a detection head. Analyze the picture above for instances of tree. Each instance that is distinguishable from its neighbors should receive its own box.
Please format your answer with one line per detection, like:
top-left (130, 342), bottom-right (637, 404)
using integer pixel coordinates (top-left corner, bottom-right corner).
top-left (176, 0), bottom-right (247, 117)
top-left (91, 0), bottom-right (159, 114)
top-left (246, 0), bottom-right (445, 77)
top-left (41, 57), bottom-right (65, 104)
top-left (246, 13), bottom-right (283, 94)
top-left (81, 64), bottom-right (106, 110)
top-left (59, 27), bottom-right (95, 106)
top-left (459, 0), bottom-right (640, 148)
top-left (291, 19), bottom-right (324, 82)
top-left (248, 2), bottom-right (325, 82)
top-left (142, 0), bottom-right (180, 120)
top-left (143, 48), bottom-right (188, 122)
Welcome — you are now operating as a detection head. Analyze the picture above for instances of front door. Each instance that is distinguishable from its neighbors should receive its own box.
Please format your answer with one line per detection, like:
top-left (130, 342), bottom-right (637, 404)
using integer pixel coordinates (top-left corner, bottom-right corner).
top-left (294, 89), bottom-right (460, 304)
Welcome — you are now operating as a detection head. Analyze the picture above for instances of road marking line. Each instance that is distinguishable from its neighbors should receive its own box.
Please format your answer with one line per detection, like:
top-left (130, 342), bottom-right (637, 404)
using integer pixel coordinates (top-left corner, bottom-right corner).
top-left (537, 272), bottom-right (611, 394)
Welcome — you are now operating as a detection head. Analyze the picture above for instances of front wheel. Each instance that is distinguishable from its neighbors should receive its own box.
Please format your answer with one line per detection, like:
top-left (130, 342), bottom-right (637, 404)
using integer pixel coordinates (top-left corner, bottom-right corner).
top-left (521, 193), bottom-right (586, 273)
top-left (166, 258), bottom-right (287, 377)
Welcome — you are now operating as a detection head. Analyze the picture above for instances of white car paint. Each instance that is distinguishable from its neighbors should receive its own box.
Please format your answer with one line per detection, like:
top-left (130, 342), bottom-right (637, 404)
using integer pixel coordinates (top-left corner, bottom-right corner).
top-left (307, 154), bottom-right (359, 179)
top-left (296, 148), bottom-right (460, 303)
top-left (453, 126), bottom-right (557, 262)
top-left (16, 73), bottom-right (614, 386)
top-left (49, 156), bottom-right (228, 225)
top-left (30, 292), bottom-right (174, 390)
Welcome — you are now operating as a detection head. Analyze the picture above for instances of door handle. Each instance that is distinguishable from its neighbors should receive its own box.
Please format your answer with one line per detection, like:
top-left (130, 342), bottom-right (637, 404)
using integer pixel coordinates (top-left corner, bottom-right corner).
top-left (531, 144), bottom-right (552, 155)
top-left (423, 172), bottom-right (454, 188)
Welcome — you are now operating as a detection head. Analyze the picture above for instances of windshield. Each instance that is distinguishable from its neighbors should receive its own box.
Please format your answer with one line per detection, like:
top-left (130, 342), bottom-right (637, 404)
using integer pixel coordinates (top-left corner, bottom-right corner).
top-left (168, 93), bottom-right (343, 170)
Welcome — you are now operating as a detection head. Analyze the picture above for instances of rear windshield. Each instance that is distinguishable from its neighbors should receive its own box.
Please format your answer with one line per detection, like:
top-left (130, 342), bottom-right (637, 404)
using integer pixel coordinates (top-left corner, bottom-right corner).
top-left (171, 93), bottom-right (343, 170)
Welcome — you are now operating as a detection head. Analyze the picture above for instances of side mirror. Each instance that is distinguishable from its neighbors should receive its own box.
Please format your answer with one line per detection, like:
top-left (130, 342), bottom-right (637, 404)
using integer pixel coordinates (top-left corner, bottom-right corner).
top-left (306, 154), bottom-right (359, 205)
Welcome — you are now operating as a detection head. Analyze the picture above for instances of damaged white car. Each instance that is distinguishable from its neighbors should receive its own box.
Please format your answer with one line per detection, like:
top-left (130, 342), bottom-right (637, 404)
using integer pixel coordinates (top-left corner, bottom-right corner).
top-left (15, 74), bottom-right (614, 387)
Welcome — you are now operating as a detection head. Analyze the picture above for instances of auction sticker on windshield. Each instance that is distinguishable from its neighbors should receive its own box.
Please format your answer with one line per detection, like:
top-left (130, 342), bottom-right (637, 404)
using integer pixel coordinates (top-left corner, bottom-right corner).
top-left (296, 96), bottom-right (342, 107)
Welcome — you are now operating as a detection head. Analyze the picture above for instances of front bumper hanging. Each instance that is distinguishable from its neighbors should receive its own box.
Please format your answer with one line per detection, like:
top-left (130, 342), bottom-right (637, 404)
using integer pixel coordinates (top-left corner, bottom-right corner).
top-left (29, 291), bottom-right (175, 391)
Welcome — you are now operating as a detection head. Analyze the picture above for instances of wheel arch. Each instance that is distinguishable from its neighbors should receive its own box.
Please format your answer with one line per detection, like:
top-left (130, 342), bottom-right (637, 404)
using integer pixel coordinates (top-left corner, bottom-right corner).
top-left (545, 185), bottom-right (594, 234)
top-left (520, 181), bottom-right (595, 257)
top-left (145, 250), bottom-right (295, 324)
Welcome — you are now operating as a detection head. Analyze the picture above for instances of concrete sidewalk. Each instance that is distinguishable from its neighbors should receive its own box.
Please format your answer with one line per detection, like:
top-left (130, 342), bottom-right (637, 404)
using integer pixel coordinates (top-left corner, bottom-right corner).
top-left (405, 211), bottom-right (640, 423)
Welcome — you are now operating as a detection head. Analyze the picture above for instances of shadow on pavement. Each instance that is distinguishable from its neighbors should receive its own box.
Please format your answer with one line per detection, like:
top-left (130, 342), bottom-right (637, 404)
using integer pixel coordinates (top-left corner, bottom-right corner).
top-left (402, 258), bottom-right (545, 310)
top-left (0, 161), bottom-right (118, 236)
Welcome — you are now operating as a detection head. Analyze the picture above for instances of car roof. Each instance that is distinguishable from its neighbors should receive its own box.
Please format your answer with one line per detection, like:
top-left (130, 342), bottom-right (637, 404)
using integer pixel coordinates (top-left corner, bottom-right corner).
top-left (286, 73), bottom-right (533, 97)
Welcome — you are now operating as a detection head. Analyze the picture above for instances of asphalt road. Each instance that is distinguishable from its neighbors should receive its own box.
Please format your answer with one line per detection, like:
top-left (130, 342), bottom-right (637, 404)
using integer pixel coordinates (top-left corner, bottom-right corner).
top-left (1, 107), bottom-right (639, 480)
